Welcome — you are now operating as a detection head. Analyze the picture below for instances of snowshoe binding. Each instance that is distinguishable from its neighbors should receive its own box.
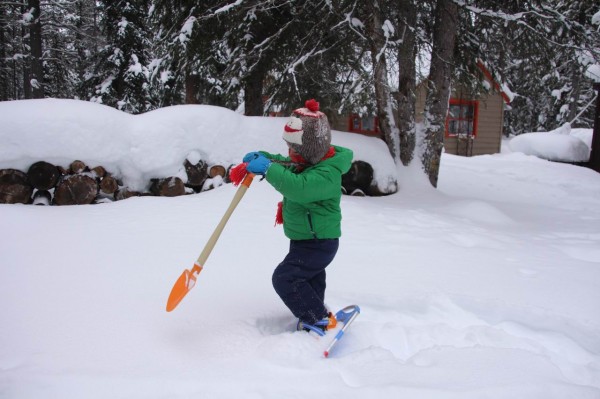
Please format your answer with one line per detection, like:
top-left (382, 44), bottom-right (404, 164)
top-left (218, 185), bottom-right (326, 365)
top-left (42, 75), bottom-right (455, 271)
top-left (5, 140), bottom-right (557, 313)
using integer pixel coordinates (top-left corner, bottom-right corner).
top-left (297, 312), bottom-right (337, 336)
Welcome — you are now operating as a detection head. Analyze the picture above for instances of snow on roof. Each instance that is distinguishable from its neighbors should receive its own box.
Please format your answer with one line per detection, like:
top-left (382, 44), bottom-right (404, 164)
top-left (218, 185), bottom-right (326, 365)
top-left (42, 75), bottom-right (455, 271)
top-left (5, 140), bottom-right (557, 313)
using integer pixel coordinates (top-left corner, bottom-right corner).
top-left (476, 59), bottom-right (514, 104)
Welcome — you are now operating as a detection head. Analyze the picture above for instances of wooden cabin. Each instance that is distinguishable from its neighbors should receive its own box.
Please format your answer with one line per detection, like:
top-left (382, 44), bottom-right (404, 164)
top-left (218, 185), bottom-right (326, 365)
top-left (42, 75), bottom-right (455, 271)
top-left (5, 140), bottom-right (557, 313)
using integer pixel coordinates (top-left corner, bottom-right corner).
top-left (330, 61), bottom-right (512, 157)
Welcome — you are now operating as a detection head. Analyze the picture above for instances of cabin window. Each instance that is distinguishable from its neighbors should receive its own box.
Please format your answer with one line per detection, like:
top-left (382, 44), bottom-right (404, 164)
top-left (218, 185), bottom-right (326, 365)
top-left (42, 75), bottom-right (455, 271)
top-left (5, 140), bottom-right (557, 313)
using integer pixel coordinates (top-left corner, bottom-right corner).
top-left (348, 114), bottom-right (379, 135)
top-left (446, 99), bottom-right (478, 138)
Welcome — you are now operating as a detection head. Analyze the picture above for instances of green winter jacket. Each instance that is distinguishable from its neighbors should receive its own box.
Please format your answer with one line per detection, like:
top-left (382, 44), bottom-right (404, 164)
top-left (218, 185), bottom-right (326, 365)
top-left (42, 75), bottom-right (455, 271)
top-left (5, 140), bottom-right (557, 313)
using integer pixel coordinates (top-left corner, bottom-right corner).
top-left (261, 145), bottom-right (353, 240)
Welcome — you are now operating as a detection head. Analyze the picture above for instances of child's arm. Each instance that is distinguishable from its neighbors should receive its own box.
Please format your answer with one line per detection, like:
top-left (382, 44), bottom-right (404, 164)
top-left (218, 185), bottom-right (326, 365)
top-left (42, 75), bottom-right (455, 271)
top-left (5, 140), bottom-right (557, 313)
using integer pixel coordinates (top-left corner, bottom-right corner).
top-left (265, 163), bottom-right (340, 203)
top-left (258, 151), bottom-right (290, 163)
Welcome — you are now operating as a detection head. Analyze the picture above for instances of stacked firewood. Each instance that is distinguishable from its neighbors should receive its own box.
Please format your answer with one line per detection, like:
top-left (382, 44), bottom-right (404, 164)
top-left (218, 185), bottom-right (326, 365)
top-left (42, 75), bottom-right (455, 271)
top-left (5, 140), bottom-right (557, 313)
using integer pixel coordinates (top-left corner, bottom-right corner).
top-left (0, 159), bottom-right (229, 205)
top-left (342, 160), bottom-right (392, 197)
top-left (0, 158), bottom-right (384, 205)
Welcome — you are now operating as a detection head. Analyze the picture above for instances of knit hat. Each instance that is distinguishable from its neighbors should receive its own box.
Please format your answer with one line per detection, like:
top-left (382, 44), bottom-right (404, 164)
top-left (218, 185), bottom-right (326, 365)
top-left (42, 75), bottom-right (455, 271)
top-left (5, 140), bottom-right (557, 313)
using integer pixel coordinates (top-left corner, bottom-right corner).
top-left (282, 99), bottom-right (331, 165)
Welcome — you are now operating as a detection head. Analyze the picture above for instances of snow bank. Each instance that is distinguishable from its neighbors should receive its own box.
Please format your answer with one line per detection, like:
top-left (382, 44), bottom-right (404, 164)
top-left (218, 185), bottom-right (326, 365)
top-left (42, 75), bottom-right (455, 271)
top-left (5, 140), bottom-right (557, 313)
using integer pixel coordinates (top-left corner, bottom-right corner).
top-left (508, 124), bottom-right (591, 163)
top-left (0, 99), bottom-right (397, 192)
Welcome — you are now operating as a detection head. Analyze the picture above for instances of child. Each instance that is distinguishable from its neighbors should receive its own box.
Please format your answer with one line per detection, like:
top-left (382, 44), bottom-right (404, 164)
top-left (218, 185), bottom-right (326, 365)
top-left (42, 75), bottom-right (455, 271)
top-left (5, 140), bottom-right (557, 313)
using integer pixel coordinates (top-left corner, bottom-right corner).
top-left (243, 99), bottom-right (353, 335)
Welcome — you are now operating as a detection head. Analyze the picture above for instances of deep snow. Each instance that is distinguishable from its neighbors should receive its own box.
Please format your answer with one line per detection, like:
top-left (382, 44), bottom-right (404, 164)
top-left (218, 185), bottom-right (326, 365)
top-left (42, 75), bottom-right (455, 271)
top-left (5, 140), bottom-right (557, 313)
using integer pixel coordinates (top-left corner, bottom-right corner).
top-left (1, 100), bottom-right (599, 399)
top-left (508, 123), bottom-right (593, 163)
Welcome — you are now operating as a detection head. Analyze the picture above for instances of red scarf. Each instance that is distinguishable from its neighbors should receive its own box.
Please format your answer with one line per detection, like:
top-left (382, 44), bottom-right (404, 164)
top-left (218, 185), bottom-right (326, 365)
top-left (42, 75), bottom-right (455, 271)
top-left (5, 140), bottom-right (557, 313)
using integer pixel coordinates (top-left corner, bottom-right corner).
top-left (289, 146), bottom-right (336, 170)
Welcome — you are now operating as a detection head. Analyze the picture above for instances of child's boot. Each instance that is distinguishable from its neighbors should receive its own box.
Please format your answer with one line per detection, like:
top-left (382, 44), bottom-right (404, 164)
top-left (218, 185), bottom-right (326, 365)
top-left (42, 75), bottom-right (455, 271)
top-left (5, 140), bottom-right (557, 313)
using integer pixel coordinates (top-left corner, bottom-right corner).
top-left (297, 312), bottom-right (337, 336)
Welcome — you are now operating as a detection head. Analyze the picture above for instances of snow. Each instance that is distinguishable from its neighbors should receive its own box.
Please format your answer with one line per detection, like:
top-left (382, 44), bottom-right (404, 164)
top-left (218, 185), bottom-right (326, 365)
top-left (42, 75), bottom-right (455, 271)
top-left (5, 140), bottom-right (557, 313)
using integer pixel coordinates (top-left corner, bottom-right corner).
top-left (1, 100), bottom-right (600, 398)
top-left (178, 16), bottom-right (196, 44)
top-left (214, 0), bottom-right (243, 14)
top-left (350, 17), bottom-right (364, 29)
top-left (382, 19), bottom-right (394, 38)
top-left (117, 17), bottom-right (128, 37)
top-left (500, 82), bottom-right (516, 103)
top-left (128, 54), bottom-right (144, 75)
top-left (586, 64), bottom-right (600, 83)
top-left (593, 10), bottom-right (600, 26)
top-left (508, 123), bottom-right (593, 163)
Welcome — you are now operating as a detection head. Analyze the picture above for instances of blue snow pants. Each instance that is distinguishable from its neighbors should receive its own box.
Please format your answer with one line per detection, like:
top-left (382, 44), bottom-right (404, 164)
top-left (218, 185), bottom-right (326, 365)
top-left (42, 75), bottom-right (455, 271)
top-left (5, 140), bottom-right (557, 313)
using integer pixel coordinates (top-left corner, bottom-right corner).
top-left (272, 238), bottom-right (339, 325)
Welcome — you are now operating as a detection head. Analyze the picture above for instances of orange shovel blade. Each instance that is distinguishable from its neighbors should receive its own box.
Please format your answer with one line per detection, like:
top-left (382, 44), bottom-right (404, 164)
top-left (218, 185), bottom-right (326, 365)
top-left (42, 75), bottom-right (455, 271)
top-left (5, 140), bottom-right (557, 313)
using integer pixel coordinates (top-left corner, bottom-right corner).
top-left (166, 264), bottom-right (202, 312)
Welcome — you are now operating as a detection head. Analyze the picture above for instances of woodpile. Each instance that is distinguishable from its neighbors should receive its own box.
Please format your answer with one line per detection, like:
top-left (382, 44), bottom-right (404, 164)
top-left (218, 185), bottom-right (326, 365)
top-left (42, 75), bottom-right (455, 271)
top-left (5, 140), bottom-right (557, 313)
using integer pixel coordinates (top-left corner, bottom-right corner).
top-left (340, 160), bottom-right (394, 197)
top-left (0, 158), bottom-right (233, 205)
top-left (0, 156), bottom-right (389, 206)
top-left (342, 160), bottom-right (374, 196)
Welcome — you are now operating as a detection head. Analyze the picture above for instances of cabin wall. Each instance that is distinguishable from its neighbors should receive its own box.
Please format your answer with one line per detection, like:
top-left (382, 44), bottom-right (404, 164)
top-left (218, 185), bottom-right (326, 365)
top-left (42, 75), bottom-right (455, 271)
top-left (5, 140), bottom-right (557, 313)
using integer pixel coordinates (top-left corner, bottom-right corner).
top-left (415, 84), bottom-right (504, 155)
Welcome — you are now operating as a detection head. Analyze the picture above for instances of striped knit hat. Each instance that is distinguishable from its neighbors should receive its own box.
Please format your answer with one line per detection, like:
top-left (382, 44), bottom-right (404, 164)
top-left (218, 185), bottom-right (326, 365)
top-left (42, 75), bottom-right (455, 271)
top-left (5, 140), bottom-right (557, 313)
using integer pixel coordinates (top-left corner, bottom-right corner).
top-left (282, 99), bottom-right (331, 165)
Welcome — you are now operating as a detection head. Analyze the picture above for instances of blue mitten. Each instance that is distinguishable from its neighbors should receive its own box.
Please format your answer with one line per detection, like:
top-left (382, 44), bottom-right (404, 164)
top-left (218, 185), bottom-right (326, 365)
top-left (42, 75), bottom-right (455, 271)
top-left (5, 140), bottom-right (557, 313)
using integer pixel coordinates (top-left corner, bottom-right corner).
top-left (246, 154), bottom-right (272, 175)
top-left (243, 151), bottom-right (262, 163)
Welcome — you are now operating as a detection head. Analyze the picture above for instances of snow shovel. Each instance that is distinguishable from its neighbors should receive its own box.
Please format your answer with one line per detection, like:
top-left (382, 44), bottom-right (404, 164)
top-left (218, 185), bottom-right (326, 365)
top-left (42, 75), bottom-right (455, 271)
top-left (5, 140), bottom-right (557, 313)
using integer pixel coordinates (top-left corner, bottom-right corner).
top-left (166, 172), bottom-right (255, 312)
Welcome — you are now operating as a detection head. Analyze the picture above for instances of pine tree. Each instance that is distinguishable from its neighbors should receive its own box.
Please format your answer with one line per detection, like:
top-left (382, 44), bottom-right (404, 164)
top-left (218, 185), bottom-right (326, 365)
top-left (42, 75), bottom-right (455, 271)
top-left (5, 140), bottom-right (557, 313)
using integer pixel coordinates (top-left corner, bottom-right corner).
top-left (0, 3), bottom-right (19, 100)
top-left (150, 0), bottom-right (362, 116)
top-left (150, 1), bottom-right (227, 108)
top-left (83, 0), bottom-right (154, 113)
top-left (462, 0), bottom-right (600, 134)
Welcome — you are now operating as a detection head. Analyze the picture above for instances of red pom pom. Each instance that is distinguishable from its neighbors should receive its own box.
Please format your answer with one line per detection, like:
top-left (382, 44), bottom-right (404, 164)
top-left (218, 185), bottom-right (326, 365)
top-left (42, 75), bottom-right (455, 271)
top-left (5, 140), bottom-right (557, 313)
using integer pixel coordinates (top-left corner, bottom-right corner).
top-left (305, 99), bottom-right (319, 112)
top-left (229, 163), bottom-right (248, 186)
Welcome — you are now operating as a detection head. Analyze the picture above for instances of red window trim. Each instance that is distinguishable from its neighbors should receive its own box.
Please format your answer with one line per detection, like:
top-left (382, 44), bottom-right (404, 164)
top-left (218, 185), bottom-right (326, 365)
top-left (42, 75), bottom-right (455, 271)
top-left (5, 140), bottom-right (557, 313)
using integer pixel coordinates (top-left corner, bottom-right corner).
top-left (445, 99), bottom-right (479, 138)
top-left (348, 114), bottom-right (379, 135)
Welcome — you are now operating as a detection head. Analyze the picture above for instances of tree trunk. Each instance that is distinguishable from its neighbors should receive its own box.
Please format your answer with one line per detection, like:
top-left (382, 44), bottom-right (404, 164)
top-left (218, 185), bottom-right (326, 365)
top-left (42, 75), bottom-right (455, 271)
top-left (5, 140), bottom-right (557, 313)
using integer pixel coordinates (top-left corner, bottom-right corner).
top-left (28, 0), bottom-right (44, 98)
top-left (397, 0), bottom-right (417, 166)
top-left (567, 66), bottom-right (581, 124)
top-left (185, 72), bottom-right (200, 104)
top-left (589, 83), bottom-right (600, 173)
top-left (366, 0), bottom-right (400, 162)
top-left (421, 0), bottom-right (458, 187)
top-left (0, 8), bottom-right (7, 101)
top-left (243, 61), bottom-right (266, 116)
top-left (75, 0), bottom-right (86, 85)
top-left (21, 4), bottom-right (31, 99)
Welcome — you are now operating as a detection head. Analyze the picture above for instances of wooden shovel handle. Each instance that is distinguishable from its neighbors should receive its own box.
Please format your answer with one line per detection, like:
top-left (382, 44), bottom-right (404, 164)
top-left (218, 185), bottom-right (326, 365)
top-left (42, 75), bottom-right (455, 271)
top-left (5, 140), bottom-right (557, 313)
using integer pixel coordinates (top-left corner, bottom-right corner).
top-left (195, 173), bottom-right (255, 267)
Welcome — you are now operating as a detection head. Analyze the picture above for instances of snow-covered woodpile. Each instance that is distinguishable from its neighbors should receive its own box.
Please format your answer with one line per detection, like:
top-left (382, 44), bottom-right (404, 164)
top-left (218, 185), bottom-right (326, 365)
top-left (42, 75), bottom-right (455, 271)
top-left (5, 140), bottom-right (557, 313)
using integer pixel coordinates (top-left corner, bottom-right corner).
top-left (0, 159), bottom-right (380, 205)
top-left (0, 159), bottom-right (229, 205)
